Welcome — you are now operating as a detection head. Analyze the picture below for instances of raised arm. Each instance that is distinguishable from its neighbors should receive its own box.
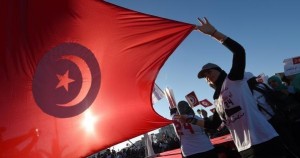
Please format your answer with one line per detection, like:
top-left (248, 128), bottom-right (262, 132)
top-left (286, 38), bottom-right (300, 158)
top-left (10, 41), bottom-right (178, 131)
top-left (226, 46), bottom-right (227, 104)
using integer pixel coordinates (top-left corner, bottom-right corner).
top-left (195, 17), bottom-right (227, 43)
top-left (195, 17), bottom-right (246, 80)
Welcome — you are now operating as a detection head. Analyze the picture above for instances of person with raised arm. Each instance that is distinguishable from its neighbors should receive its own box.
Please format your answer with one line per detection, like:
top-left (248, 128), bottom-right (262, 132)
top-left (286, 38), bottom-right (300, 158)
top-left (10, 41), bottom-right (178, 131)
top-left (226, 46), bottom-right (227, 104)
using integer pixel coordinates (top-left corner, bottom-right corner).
top-left (177, 17), bottom-right (289, 158)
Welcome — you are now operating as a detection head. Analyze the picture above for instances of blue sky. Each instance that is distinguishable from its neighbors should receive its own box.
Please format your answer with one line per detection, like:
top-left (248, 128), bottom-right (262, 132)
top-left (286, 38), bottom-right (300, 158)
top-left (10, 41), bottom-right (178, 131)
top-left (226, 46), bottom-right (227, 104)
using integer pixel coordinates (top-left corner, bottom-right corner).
top-left (105, 0), bottom-right (300, 150)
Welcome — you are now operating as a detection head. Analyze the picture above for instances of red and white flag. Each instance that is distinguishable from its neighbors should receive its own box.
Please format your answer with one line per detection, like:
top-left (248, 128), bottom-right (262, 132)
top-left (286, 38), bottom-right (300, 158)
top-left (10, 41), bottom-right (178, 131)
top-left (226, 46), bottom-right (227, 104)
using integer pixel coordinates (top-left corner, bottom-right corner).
top-left (185, 91), bottom-right (200, 107)
top-left (0, 0), bottom-right (194, 157)
top-left (165, 87), bottom-right (177, 108)
top-left (199, 99), bottom-right (213, 107)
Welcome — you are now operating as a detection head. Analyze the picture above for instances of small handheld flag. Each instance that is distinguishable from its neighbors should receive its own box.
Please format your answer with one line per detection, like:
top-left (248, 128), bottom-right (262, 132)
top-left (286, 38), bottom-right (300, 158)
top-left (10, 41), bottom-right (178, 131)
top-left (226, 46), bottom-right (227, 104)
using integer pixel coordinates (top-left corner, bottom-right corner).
top-left (199, 99), bottom-right (213, 107)
top-left (185, 91), bottom-right (200, 107)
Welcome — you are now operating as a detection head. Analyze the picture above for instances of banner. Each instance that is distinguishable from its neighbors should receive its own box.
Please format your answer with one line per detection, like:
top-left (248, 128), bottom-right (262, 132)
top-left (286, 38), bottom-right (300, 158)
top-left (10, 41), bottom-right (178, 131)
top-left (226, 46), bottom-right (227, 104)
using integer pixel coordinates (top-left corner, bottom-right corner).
top-left (283, 56), bottom-right (300, 76)
top-left (185, 91), bottom-right (200, 107)
top-left (0, 0), bottom-right (194, 157)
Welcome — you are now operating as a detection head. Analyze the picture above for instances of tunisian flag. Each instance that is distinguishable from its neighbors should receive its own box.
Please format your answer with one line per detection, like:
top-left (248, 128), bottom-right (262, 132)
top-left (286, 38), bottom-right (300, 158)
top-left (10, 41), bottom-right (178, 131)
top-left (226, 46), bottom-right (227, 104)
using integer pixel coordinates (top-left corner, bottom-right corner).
top-left (185, 91), bottom-right (200, 107)
top-left (0, 0), bottom-right (194, 157)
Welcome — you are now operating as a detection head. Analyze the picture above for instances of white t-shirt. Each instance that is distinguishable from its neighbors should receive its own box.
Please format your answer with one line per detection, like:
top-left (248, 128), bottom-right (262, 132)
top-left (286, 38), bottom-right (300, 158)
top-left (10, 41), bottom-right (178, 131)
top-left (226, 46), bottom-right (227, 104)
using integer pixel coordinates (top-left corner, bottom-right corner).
top-left (215, 74), bottom-right (278, 152)
top-left (172, 115), bottom-right (214, 157)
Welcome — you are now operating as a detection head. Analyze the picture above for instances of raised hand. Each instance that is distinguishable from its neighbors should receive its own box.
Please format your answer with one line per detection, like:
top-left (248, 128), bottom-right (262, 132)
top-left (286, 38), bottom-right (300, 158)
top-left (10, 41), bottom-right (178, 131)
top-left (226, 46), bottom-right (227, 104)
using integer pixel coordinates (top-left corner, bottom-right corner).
top-left (195, 17), bottom-right (217, 36)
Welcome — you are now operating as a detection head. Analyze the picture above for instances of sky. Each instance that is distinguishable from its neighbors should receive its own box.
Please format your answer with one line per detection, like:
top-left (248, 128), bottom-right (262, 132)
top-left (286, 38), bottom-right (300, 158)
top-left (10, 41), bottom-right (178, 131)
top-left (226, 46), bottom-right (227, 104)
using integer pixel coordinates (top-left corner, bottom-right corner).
top-left (104, 0), bottom-right (300, 151)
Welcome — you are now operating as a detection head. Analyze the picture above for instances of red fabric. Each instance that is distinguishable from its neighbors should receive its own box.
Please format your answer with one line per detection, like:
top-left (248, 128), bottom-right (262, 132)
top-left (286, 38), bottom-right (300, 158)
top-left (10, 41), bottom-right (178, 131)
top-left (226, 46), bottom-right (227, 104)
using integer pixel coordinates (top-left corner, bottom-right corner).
top-left (210, 134), bottom-right (233, 145)
top-left (158, 149), bottom-right (182, 158)
top-left (0, 0), bottom-right (194, 157)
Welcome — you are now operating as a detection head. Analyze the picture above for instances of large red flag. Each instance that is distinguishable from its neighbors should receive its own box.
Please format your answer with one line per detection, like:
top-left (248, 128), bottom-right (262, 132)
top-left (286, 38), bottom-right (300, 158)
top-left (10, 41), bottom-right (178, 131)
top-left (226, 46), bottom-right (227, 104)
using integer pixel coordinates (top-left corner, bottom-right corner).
top-left (0, 0), bottom-right (194, 157)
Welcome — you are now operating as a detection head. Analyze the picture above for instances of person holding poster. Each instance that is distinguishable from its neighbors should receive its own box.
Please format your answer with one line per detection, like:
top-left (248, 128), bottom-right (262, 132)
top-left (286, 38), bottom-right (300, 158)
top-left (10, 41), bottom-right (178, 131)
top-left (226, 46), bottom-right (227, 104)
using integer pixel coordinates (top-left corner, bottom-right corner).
top-left (177, 17), bottom-right (289, 158)
top-left (170, 101), bottom-right (218, 158)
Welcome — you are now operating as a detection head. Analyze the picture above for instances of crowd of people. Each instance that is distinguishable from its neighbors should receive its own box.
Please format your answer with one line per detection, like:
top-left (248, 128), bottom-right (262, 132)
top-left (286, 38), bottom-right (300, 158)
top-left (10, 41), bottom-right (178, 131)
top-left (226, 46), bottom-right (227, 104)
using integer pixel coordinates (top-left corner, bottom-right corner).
top-left (174, 17), bottom-right (300, 158)
top-left (92, 146), bottom-right (145, 158)
top-left (151, 133), bottom-right (180, 154)
top-left (90, 133), bottom-right (180, 158)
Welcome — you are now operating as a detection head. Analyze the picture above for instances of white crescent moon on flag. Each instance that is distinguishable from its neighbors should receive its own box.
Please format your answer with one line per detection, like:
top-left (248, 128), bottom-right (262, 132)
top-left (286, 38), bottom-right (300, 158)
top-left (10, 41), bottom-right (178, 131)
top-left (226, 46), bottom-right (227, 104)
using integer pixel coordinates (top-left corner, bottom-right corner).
top-left (189, 96), bottom-right (196, 105)
top-left (57, 55), bottom-right (92, 107)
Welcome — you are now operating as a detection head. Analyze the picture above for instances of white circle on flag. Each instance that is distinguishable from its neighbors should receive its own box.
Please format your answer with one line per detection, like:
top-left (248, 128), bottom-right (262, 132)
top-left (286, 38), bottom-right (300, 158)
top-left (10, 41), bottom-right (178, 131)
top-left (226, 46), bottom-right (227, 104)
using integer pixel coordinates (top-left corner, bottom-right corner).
top-left (202, 101), bottom-right (208, 106)
top-left (189, 96), bottom-right (196, 105)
